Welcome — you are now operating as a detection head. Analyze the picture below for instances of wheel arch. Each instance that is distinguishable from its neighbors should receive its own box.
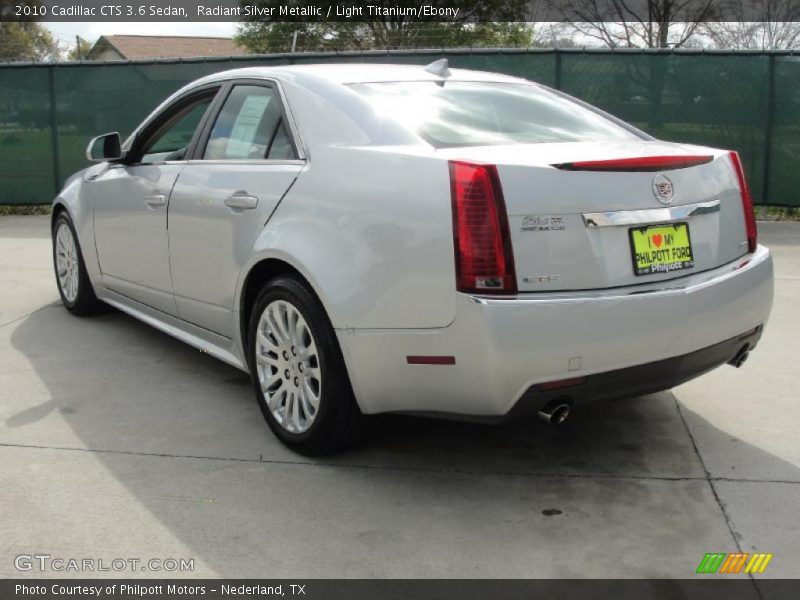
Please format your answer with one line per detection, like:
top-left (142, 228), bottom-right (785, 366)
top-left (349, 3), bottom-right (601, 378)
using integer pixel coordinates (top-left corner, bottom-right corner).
top-left (237, 255), bottom-right (336, 354)
top-left (51, 200), bottom-right (69, 228)
top-left (50, 193), bottom-right (102, 285)
top-left (237, 255), bottom-right (368, 416)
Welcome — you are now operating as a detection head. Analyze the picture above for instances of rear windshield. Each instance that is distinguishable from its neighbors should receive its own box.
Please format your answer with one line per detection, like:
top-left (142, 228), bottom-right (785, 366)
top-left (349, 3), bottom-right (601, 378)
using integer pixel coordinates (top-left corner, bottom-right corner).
top-left (350, 81), bottom-right (640, 148)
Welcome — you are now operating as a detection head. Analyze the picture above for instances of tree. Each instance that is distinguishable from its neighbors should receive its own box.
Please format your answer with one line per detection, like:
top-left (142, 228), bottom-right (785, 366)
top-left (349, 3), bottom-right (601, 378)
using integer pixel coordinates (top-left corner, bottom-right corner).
top-left (236, 22), bottom-right (328, 53)
top-left (68, 36), bottom-right (94, 61)
top-left (0, 23), bottom-right (58, 62)
top-left (553, 0), bottom-right (720, 48)
top-left (235, 0), bottom-right (533, 53)
top-left (553, 1), bottom-right (720, 132)
top-left (701, 0), bottom-right (800, 49)
top-left (0, 1), bottom-right (58, 62)
top-left (322, 22), bottom-right (533, 51)
top-left (530, 22), bottom-right (581, 47)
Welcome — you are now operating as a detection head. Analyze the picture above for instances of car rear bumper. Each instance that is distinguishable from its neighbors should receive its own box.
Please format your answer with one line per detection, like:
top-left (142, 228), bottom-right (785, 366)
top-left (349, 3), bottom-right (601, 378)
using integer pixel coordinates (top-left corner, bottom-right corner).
top-left (506, 325), bottom-right (761, 422)
top-left (339, 245), bottom-right (773, 417)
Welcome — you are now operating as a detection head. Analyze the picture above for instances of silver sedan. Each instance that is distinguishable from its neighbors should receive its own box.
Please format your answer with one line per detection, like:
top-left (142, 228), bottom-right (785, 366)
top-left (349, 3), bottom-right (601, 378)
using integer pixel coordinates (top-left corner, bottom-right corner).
top-left (52, 61), bottom-right (773, 454)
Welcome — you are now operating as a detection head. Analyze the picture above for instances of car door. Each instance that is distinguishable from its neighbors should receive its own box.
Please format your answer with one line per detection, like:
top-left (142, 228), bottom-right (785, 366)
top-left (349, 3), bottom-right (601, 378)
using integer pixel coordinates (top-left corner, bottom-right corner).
top-left (91, 87), bottom-right (219, 314)
top-left (168, 80), bottom-right (305, 337)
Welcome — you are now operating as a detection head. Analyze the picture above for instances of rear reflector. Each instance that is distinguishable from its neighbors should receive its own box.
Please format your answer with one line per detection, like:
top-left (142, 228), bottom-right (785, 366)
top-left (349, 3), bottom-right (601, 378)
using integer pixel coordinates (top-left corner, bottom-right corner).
top-left (449, 161), bottom-right (517, 295)
top-left (553, 155), bottom-right (714, 172)
top-left (729, 151), bottom-right (758, 253)
top-left (534, 376), bottom-right (587, 392)
top-left (407, 355), bottom-right (456, 365)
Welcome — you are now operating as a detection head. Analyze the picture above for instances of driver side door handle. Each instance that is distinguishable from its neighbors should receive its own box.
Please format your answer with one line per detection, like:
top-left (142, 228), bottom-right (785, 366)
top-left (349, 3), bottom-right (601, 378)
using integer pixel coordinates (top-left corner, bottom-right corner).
top-left (145, 194), bottom-right (166, 208)
top-left (224, 193), bottom-right (258, 210)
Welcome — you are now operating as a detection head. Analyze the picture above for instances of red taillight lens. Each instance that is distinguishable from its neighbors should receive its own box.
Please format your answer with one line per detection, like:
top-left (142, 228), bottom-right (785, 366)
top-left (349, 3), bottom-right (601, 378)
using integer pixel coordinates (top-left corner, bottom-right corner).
top-left (449, 161), bottom-right (517, 295)
top-left (729, 151), bottom-right (758, 253)
top-left (553, 155), bottom-right (714, 172)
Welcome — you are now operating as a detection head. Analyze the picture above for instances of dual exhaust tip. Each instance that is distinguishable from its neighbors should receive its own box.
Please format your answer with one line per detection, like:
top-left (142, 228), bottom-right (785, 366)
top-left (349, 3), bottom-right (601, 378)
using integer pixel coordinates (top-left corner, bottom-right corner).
top-left (537, 343), bottom-right (752, 425)
top-left (538, 398), bottom-right (573, 426)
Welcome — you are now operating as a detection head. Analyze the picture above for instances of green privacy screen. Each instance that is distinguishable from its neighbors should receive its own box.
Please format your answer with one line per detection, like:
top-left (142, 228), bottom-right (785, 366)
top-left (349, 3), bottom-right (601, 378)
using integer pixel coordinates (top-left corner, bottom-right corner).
top-left (0, 49), bottom-right (796, 205)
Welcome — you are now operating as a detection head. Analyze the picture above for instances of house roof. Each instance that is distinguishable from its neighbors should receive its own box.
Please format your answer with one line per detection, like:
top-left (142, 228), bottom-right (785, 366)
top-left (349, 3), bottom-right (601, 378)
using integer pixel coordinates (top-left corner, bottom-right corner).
top-left (87, 35), bottom-right (244, 60)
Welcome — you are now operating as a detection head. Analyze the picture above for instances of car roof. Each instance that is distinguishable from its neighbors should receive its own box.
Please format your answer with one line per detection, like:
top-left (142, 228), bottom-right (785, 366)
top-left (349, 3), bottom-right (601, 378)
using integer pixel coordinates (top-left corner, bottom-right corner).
top-left (139, 63), bottom-right (539, 152)
top-left (191, 62), bottom-right (531, 87)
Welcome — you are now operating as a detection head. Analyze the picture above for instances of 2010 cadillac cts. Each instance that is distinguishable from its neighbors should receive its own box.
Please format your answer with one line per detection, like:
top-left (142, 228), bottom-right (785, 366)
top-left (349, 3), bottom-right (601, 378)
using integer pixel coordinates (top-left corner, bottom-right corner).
top-left (51, 61), bottom-right (774, 455)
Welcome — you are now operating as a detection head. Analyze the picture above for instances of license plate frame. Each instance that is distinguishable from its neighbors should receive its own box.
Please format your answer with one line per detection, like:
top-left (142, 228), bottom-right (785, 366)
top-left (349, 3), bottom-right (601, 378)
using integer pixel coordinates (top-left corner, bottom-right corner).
top-left (628, 222), bottom-right (695, 276)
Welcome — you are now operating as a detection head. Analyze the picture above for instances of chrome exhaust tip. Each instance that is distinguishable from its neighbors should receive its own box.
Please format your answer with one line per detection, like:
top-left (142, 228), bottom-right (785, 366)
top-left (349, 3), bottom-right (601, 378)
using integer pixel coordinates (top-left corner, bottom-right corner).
top-left (538, 399), bottom-right (572, 426)
top-left (728, 344), bottom-right (750, 369)
top-left (732, 350), bottom-right (750, 368)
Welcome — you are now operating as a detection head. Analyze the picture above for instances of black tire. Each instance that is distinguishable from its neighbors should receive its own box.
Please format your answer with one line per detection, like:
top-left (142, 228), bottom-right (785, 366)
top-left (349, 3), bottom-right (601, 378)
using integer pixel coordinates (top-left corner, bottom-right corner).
top-left (52, 212), bottom-right (105, 316)
top-left (248, 275), bottom-right (369, 456)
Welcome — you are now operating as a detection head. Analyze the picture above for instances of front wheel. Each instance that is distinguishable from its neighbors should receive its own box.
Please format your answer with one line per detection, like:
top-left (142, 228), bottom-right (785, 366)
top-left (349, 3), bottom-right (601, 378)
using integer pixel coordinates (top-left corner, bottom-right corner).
top-left (52, 212), bottom-right (105, 316)
top-left (248, 275), bottom-right (368, 456)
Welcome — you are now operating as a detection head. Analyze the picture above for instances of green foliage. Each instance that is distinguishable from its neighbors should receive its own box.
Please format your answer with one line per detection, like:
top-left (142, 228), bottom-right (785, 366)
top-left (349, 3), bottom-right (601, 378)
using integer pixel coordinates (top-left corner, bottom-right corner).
top-left (0, 204), bottom-right (52, 214)
top-left (237, 22), bottom-right (533, 52)
top-left (755, 206), bottom-right (800, 220)
top-left (0, 1), bottom-right (57, 62)
top-left (0, 22), bottom-right (57, 61)
top-left (67, 37), bottom-right (93, 61)
top-left (235, 1), bottom-right (532, 52)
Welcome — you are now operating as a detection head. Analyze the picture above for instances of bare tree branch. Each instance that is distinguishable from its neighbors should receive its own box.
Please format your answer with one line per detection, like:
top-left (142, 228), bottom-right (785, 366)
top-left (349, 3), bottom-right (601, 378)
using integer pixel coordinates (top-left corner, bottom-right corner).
top-left (552, 0), bottom-right (722, 48)
top-left (701, 0), bottom-right (800, 49)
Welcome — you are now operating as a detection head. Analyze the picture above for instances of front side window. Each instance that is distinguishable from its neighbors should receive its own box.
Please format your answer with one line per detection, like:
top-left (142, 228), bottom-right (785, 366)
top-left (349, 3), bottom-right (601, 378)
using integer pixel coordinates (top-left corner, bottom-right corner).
top-left (203, 85), bottom-right (296, 160)
top-left (140, 98), bottom-right (213, 163)
top-left (350, 81), bottom-right (641, 148)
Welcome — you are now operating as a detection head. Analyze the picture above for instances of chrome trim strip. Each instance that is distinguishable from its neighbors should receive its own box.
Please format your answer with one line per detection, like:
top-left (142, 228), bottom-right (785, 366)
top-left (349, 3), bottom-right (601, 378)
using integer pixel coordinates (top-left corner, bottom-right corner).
top-left (582, 200), bottom-right (720, 228)
top-left (182, 159), bottom-right (305, 166)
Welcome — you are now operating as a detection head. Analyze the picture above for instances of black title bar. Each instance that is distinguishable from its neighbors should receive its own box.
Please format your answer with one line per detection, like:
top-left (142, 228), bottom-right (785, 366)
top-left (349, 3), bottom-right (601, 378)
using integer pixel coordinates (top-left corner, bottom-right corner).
top-left (4, 579), bottom-right (800, 600)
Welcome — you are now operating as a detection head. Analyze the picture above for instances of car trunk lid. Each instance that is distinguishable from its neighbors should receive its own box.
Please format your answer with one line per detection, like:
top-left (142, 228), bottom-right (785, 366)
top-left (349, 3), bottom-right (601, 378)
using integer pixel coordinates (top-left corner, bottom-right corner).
top-left (441, 141), bottom-right (750, 293)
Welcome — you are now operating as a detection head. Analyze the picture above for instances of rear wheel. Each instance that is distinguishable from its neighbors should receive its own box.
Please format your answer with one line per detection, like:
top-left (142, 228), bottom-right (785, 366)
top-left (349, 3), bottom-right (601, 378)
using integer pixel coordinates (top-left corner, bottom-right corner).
top-left (248, 275), bottom-right (368, 455)
top-left (52, 212), bottom-right (105, 316)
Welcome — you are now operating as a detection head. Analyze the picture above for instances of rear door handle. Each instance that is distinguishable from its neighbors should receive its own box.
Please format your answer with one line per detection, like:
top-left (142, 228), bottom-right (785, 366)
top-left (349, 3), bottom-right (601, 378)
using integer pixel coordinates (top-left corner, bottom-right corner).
top-left (224, 193), bottom-right (258, 210)
top-left (145, 194), bottom-right (166, 208)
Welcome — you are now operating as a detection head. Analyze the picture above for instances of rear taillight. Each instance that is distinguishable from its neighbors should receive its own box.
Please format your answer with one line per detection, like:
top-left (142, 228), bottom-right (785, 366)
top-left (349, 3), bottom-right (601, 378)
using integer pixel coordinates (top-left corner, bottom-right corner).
top-left (449, 161), bottom-right (517, 295)
top-left (553, 155), bottom-right (714, 172)
top-left (729, 151), bottom-right (758, 253)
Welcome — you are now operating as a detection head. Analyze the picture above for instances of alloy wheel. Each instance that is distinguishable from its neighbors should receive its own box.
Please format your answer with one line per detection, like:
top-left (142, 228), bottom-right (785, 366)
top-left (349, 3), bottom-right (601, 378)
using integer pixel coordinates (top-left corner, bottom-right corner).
top-left (254, 299), bottom-right (322, 434)
top-left (55, 222), bottom-right (79, 303)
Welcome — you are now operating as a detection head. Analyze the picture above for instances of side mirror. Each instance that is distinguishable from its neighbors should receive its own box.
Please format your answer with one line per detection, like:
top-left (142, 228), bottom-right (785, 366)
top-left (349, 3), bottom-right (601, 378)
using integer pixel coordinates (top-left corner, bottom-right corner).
top-left (86, 132), bottom-right (123, 162)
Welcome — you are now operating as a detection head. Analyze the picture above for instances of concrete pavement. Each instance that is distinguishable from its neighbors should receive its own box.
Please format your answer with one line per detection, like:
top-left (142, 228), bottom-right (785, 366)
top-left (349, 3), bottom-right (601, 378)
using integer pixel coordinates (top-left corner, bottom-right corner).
top-left (0, 216), bottom-right (797, 584)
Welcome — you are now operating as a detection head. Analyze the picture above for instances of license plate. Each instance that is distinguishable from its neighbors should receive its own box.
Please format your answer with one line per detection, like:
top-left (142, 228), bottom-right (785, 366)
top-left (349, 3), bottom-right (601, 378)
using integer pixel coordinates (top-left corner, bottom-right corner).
top-left (629, 222), bottom-right (694, 276)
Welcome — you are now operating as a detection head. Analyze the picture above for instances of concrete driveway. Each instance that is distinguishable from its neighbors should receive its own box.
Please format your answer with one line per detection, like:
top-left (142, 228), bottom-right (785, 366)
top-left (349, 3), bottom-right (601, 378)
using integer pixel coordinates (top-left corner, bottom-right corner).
top-left (0, 216), bottom-right (797, 581)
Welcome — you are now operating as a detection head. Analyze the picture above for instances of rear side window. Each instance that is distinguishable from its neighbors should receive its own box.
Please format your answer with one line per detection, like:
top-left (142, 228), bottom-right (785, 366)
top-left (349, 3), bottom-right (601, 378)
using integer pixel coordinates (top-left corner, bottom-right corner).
top-left (203, 84), bottom-right (297, 160)
top-left (350, 81), bottom-right (640, 148)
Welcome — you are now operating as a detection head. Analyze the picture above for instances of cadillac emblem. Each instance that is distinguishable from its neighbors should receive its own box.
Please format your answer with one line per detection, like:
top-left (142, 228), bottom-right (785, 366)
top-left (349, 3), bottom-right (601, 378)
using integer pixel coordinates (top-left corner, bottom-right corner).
top-left (652, 174), bottom-right (675, 205)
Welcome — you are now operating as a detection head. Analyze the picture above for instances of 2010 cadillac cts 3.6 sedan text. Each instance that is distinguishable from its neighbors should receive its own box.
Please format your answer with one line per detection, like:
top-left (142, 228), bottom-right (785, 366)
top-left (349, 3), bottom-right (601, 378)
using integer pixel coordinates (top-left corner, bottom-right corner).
top-left (52, 61), bottom-right (774, 455)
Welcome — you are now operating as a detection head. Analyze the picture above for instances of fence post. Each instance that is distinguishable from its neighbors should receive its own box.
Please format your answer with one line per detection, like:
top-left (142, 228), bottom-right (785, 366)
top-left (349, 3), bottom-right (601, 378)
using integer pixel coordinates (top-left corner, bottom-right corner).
top-left (47, 64), bottom-right (61, 196)
top-left (554, 49), bottom-right (562, 90)
top-left (761, 53), bottom-right (775, 206)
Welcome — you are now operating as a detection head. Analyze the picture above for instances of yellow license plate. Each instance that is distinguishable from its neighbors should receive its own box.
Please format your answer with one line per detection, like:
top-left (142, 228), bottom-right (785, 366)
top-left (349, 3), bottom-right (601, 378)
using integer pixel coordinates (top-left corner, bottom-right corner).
top-left (629, 222), bottom-right (694, 276)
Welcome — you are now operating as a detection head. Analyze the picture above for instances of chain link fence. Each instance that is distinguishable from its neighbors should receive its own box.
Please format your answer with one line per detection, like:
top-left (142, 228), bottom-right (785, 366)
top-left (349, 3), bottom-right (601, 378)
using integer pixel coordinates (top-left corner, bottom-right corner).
top-left (0, 48), bottom-right (797, 205)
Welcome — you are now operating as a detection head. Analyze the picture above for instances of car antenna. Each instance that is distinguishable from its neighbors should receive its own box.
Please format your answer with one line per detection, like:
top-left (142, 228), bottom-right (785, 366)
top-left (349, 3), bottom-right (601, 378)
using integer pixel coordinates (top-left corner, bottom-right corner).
top-left (424, 58), bottom-right (451, 79)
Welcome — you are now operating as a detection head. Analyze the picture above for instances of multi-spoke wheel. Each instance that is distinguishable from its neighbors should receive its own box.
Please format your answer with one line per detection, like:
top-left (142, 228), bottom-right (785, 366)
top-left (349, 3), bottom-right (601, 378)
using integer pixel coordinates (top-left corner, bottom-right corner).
top-left (55, 220), bottom-right (80, 304)
top-left (255, 299), bottom-right (322, 434)
top-left (248, 275), bottom-right (368, 455)
top-left (52, 212), bottom-right (104, 315)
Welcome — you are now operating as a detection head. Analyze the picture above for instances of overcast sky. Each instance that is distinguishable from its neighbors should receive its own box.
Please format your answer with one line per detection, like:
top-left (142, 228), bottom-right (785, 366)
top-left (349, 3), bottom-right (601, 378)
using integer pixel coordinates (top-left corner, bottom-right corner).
top-left (46, 22), bottom-right (239, 49)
